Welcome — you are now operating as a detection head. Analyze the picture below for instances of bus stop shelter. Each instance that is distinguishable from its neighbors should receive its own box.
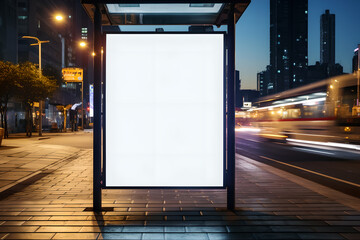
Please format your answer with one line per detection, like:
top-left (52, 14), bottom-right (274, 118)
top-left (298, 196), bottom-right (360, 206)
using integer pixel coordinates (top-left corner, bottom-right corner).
top-left (81, 0), bottom-right (250, 212)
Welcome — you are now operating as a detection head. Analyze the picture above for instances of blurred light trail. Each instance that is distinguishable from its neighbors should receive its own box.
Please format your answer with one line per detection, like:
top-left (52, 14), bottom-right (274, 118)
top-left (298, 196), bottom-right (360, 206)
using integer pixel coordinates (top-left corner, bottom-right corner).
top-left (235, 127), bottom-right (261, 132)
top-left (287, 138), bottom-right (360, 151)
top-left (292, 147), bottom-right (335, 155)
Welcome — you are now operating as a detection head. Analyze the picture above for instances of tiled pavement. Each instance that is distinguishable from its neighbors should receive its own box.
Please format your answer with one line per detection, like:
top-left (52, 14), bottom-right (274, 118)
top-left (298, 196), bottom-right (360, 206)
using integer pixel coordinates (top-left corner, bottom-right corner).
top-left (0, 150), bottom-right (359, 239)
top-left (0, 137), bottom-right (81, 196)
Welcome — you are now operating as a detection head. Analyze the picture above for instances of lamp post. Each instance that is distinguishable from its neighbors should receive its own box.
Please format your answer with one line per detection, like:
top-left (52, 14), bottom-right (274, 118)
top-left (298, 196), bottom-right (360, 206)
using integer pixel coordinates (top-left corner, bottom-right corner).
top-left (55, 14), bottom-right (67, 69)
top-left (22, 36), bottom-right (50, 136)
top-left (78, 41), bottom-right (93, 130)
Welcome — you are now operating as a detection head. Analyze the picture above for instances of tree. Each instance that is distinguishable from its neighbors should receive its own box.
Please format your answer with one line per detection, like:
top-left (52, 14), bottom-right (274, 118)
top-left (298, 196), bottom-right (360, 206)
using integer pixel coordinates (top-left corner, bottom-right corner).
top-left (0, 61), bottom-right (20, 138)
top-left (16, 62), bottom-right (58, 137)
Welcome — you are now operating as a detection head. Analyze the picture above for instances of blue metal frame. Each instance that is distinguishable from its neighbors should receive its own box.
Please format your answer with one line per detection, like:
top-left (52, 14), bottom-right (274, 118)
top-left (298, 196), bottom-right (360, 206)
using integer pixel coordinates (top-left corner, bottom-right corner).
top-left (102, 31), bottom-right (227, 189)
top-left (92, 2), bottom-right (238, 211)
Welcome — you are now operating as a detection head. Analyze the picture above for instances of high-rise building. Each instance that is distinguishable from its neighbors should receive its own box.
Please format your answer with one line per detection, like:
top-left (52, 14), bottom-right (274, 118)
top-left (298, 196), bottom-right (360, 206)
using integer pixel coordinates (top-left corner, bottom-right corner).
top-left (270, 0), bottom-right (308, 93)
top-left (238, 90), bottom-right (260, 108)
top-left (0, 0), bottom-right (18, 63)
top-left (353, 46), bottom-right (359, 73)
top-left (257, 65), bottom-right (271, 97)
top-left (320, 10), bottom-right (335, 65)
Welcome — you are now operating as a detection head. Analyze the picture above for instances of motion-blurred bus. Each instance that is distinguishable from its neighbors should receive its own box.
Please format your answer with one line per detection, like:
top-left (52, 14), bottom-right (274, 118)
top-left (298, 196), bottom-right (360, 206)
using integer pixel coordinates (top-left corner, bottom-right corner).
top-left (249, 73), bottom-right (360, 144)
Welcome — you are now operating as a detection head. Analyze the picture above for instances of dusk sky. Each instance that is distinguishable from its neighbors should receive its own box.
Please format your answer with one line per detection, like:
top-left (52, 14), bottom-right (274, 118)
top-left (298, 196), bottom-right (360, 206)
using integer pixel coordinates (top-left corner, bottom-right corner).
top-left (120, 0), bottom-right (360, 90)
top-left (237, 0), bottom-right (360, 89)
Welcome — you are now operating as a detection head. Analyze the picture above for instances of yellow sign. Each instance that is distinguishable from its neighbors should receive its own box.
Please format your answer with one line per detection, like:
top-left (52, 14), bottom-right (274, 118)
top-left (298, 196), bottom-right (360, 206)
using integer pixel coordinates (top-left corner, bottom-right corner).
top-left (62, 68), bottom-right (83, 82)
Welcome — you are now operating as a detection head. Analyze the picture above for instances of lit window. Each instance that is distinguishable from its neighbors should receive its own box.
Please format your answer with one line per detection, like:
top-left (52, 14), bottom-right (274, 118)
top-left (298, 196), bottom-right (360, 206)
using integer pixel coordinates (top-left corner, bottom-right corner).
top-left (293, 63), bottom-right (296, 66)
top-left (278, 34), bottom-right (280, 37)
top-left (277, 41), bottom-right (280, 44)
top-left (305, 10), bottom-right (308, 14)
top-left (18, 16), bottom-right (27, 20)
top-left (277, 70), bottom-right (281, 73)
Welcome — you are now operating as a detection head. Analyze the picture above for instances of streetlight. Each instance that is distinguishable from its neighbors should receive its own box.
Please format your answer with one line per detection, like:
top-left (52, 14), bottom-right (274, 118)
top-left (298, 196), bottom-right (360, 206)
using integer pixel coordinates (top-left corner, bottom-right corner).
top-left (78, 41), bottom-right (92, 130)
top-left (55, 15), bottom-right (64, 21)
top-left (22, 36), bottom-right (50, 137)
top-left (54, 14), bottom-right (67, 69)
top-left (79, 41), bottom-right (87, 48)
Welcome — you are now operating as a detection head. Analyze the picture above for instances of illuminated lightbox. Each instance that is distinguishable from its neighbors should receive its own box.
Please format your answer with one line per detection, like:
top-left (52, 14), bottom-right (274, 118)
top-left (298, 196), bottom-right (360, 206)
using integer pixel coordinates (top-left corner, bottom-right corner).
top-left (105, 33), bottom-right (224, 187)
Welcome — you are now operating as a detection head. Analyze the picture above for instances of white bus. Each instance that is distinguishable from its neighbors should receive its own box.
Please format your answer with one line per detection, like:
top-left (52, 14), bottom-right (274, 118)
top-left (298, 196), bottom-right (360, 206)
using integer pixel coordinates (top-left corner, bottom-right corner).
top-left (249, 73), bottom-right (360, 144)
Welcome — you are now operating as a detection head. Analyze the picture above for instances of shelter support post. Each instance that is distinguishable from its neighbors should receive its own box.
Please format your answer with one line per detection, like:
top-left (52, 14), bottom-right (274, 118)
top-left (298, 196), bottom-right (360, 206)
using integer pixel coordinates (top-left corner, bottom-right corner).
top-left (226, 5), bottom-right (236, 211)
top-left (93, 4), bottom-right (102, 212)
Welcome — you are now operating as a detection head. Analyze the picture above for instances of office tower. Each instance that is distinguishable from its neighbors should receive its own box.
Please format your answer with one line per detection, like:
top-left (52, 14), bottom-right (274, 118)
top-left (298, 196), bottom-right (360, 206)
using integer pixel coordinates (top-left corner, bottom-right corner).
top-left (270, 0), bottom-right (308, 93)
top-left (353, 46), bottom-right (359, 73)
top-left (257, 65), bottom-right (271, 97)
top-left (320, 10), bottom-right (335, 65)
top-left (0, 0), bottom-right (18, 63)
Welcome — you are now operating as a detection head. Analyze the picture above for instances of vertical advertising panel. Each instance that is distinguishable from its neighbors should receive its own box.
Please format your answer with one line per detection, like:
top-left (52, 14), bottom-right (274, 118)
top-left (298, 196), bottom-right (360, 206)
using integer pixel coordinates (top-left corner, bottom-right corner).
top-left (106, 34), bottom-right (224, 187)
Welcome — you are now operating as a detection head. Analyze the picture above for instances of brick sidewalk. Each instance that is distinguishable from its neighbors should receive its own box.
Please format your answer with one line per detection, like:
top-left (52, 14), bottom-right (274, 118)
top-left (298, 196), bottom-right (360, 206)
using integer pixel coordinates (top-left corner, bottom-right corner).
top-left (0, 151), bottom-right (359, 239)
top-left (0, 137), bottom-right (81, 197)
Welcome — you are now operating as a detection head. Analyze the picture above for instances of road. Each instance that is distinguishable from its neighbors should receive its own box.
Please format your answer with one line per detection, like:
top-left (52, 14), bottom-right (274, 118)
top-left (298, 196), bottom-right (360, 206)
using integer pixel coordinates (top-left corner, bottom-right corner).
top-left (236, 130), bottom-right (360, 198)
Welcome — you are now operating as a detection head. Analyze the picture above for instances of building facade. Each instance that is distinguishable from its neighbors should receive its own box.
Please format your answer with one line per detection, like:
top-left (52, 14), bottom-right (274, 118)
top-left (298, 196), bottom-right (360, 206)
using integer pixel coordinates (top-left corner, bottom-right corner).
top-left (320, 10), bottom-right (335, 65)
top-left (0, 0), bottom-right (18, 63)
top-left (270, 0), bottom-right (308, 93)
top-left (257, 65), bottom-right (271, 97)
top-left (353, 47), bottom-right (359, 73)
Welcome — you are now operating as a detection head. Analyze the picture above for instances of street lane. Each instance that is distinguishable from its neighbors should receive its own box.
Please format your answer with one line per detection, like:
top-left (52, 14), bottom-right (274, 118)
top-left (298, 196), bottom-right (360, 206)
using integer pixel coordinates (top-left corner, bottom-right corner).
top-left (235, 131), bottom-right (360, 197)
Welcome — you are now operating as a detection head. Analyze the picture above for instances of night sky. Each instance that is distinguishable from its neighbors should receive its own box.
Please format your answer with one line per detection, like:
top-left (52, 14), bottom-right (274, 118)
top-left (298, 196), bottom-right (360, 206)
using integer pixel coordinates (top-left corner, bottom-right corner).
top-left (120, 0), bottom-right (360, 90)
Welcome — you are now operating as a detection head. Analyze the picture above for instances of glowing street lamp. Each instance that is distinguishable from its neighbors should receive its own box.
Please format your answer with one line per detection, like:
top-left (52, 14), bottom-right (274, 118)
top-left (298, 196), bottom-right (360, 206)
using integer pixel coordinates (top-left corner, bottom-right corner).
top-left (79, 41), bottom-right (87, 48)
top-left (55, 15), bottom-right (64, 21)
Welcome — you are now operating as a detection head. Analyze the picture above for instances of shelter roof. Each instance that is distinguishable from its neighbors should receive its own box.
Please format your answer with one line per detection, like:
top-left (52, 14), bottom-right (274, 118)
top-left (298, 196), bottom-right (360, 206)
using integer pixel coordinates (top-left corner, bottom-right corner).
top-left (81, 1), bottom-right (250, 26)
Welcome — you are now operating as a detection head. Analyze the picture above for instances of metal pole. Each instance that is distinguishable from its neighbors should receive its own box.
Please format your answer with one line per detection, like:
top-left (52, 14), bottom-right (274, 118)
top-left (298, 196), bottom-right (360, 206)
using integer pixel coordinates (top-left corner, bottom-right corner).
top-left (21, 36), bottom-right (49, 137)
top-left (39, 43), bottom-right (43, 137)
top-left (82, 82), bottom-right (84, 130)
top-left (227, 5), bottom-right (236, 211)
top-left (61, 36), bottom-right (65, 69)
top-left (357, 44), bottom-right (360, 107)
top-left (93, 4), bottom-right (102, 212)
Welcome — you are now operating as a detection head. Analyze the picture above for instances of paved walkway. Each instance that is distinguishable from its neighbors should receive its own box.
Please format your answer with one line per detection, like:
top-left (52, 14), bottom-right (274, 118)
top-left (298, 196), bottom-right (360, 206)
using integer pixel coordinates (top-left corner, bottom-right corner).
top-left (0, 133), bottom-right (83, 197)
top-left (0, 147), bottom-right (359, 239)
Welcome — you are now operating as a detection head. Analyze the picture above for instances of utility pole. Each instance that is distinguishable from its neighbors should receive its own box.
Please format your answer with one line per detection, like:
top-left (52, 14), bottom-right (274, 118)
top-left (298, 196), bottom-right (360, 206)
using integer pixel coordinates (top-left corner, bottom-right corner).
top-left (22, 36), bottom-right (50, 136)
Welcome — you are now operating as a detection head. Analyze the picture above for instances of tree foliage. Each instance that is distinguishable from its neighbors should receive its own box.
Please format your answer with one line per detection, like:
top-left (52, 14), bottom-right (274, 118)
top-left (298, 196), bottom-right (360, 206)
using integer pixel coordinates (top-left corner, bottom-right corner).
top-left (0, 61), bottom-right (58, 137)
top-left (17, 62), bottom-right (58, 105)
top-left (0, 61), bottom-right (20, 138)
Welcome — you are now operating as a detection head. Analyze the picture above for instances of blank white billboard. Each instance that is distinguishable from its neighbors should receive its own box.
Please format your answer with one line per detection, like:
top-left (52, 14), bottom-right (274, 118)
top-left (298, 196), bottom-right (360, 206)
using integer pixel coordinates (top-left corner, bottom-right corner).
top-left (105, 33), bottom-right (224, 187)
